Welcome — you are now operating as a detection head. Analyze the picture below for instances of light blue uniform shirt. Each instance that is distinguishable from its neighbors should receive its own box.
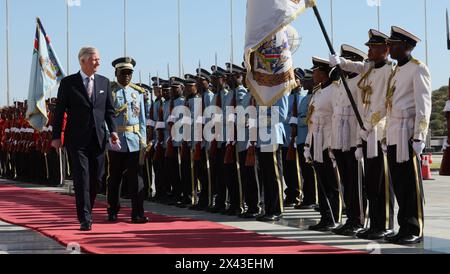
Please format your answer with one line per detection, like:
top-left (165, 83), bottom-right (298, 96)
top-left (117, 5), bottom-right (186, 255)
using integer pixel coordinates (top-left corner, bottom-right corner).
top-left (108, 84), bottom-right (147, 153)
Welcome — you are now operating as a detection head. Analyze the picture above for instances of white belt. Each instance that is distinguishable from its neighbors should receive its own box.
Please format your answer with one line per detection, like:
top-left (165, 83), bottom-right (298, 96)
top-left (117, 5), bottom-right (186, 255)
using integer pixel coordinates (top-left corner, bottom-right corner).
top-left (389, 108), bottom-right (415, 163)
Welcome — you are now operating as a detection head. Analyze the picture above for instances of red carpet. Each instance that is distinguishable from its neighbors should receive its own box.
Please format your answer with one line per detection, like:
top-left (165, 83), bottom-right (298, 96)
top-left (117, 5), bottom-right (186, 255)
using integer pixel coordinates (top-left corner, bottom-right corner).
top-left (0, 184), bottom-right (363, 254)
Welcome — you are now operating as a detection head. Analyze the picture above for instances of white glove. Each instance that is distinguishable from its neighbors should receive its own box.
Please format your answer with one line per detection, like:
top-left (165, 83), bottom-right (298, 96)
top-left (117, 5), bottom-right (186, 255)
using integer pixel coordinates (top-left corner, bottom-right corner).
top-left (110, 138), bottom-right (122, 151)
top-left (329, 54), bottom-right (341, 67)
top-left (328, 150), bottom-right (337, 168)
top-left (303, 146), bottom-right (312, 163)
top-left (443, 141), bottom-right (450, 151)
top-left (359, 129), bottom-right (369, 141)
top-left (381, 142), bottom-right (388, 154)
top-left (355, 147), bottom-right (364, 161)
top-left (413, 141), bottom-right (425, 156)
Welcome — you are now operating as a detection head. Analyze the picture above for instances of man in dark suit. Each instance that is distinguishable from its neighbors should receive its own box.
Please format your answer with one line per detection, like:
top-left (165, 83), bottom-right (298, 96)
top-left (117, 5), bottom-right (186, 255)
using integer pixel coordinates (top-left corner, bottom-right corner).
top-left (51, 47), bottom-right (119, 231)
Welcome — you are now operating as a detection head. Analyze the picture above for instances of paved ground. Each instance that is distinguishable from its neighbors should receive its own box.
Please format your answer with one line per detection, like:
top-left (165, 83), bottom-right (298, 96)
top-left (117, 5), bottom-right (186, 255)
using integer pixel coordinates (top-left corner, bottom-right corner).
top-left (0, 172), bottom-right (449, 254)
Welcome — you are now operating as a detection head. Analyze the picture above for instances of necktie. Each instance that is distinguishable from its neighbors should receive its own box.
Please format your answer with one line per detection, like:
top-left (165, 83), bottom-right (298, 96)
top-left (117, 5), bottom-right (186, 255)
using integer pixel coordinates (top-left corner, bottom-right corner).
top-left (86, 77), bottom-right (94, 99)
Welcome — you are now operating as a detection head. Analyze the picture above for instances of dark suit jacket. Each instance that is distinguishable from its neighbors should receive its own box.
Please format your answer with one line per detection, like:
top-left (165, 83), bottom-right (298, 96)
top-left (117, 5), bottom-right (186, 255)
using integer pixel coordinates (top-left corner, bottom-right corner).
top-left (52, 72), bottom-right (117, 150)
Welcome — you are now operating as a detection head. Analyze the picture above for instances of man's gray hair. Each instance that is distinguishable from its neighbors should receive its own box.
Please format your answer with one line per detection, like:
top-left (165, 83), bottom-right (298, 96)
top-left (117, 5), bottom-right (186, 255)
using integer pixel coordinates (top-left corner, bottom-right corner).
top-left (78, 47), bottom-right (98, 63)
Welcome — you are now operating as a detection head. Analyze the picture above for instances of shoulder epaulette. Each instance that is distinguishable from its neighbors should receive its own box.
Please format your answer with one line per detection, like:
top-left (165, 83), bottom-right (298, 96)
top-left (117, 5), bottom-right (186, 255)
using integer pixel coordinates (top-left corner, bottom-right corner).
top-left (111, 81), bottom-right (119, 91)
top-left (130, 83), bottom-right (145, 94)
top-left (411, 58), bottom-right (421, 65)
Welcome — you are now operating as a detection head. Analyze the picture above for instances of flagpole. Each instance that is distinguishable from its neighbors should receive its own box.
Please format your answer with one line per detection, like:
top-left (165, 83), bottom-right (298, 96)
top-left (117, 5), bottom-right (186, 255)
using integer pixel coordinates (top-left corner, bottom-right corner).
top-left (215, 52), bottom-right (218, 71)
top-left (177, 0), bottom-right (182, 78)
top-left (424, 0), bottom-right (428, 66)
top-left (330, 0), bottom-right (334, 47)
top-left (5, 0), bottom-right (11, 106)
top-left (230, 0), bottom-right (234, 71)
top-left (447, 9), bottom-right (450, 50)
top-left (66, 1), bottom-right (70, 74)
top-left (124, 0), bottom-right (127, 56)
top-left (377, 4), bottom-right (380, 31)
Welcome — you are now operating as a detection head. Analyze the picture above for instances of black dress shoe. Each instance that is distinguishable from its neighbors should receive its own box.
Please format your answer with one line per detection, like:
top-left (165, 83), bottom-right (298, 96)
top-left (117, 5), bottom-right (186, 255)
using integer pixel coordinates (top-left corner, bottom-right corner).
top-left (175, 200), bottom-right (188, 208)
top-left (189, 204), bottom-right (208, 211)
top-left (80, 222), bottom-right (92, 231)
top-left (131, 216), bottom-right (149, 224)
top-left (396, 235), bottom-right (423, 245)
top-left (256, 214), bottom-right (282, 222)
top-left (239, 208), bottom-right (262, 219)
top-left (356, 228), bottom-right (375, 239)
top-left (283, 200), bottom-right (299, 208)
top-left (340, 225), bottom-right (364, 236)
top-left (309, 220), bottom-right (337, 232)
top-left (385, 232), bottom-right (404, 243)
top-left (222, 208), bottom-right (244, 216)
top-left (210, 206), bottom-right (226, 213)
top-left (295, 203), bottom-right (318, 210)
top-left (107, 213), bottom-right (118, 222)
top-left (331, 223), bottom-right (350, 235)
top-left (367, 230), bottom-right (395, 240)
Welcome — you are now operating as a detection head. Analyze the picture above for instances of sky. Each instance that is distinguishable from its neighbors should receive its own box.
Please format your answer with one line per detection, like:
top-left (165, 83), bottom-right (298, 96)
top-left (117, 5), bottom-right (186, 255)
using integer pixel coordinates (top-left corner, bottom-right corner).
top-left (0, 0), bottom-right (449, 107)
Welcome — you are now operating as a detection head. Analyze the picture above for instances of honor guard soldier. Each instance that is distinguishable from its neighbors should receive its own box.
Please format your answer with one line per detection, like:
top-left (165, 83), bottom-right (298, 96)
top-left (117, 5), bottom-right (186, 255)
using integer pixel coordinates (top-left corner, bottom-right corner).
top-left (107, 57), bottom-right (148, 224)
top-left (163, 77), bottom-right (185, 206)
top-left (282, 68), bottom-right (305, 208)
top-left (236, 79), bottom-right (261, 218)
top-left (136, 83), bottom-right (153, 201)
top-left (208, 68), bottom-right (230, 213)
top-left (329, 45), bottom-right (367, 236)
top-left (255, 92), bottom-right (289, 222)
top-left (304, 57), bottom-right (342, 231)
top-left (175, 77), bottom-right (195, 208)
top-left (150, 77), bottom-right (168, 202)
top-left (381, 27), bottom-right (430, 244)
top-left (190, 69), bottom-right (215, 210)
top-left (222, 63), bottom-right (246, 216)
top-left (296, 69), bottom-right (319, 210)
top-left (330, 29), bottom-right (395, 240)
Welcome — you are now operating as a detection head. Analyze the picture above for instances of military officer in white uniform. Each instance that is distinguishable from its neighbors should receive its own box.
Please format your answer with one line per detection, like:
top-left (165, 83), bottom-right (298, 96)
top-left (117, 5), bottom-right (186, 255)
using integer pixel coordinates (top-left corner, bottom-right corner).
top-left (304, 57), bottom-right (342, 231)
top-left (356, 27), bottom-right (431, 244)
top-left (330, 29), bottom-right (395, 240)
top-left (329, 45), bottom-right (367, 236)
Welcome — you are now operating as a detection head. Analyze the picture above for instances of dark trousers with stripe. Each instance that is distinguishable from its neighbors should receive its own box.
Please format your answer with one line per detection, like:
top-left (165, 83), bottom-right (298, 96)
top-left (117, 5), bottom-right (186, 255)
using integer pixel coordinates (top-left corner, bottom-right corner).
top-left (281, 147), bottom-right (303, 204)
top-left (223, 146), bottom-right (243, 211)
top-left (165, 147), bottom-right (182, 200)
top-left (333, 148), bottom-right (364, 226)
top-left (314, 150), bottom-right (342, 223)
top-left (48, 148), bottom-right (66, 186)
top-left (298, 144), bottom-right (318, 205)
top-left (387, 145), bottom-right (424, 237)
top-left (152, 148), bottom-right (167, 199)
top-left (142, 153), bottom-right (153, 200)
top-left (362, 141), bottom-right (394, 231)
top-left (258, 147), bottom-right (284, 216)
top-left (180, 147), bottom-right (194, 203)
top-left (107, 151), bottom-right (145, 218)
top-left (212, 146), bottom-right (227, 209)
top-left (238, 150), bottom-right (260, 213)
top-left (194, 147), bottom-right (210, 207)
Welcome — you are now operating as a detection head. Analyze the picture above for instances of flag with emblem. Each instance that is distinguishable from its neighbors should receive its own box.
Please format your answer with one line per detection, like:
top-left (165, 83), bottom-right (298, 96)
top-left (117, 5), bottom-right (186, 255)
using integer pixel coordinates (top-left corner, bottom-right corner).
top-left (244, 0), bottom-right (313, 106)
top-left (26, 17), bottom-right (65, 131)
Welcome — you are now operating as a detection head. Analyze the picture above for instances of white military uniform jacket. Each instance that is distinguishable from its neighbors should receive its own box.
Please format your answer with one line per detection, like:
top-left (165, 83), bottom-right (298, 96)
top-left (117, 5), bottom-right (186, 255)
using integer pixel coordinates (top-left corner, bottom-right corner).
top-left (305, 83), bottom-right (335, 163)
top-left (383, 58), bottom-right (432, 163)
top-left (339, 59), bottom-right (394, 158)
top-left (331, 75), bottom-right (360, 151)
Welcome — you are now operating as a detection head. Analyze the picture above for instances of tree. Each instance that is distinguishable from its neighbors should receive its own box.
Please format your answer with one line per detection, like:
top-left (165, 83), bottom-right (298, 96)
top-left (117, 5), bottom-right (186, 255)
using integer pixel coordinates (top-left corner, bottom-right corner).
top-left (430, 86), bottom-right (448, 137)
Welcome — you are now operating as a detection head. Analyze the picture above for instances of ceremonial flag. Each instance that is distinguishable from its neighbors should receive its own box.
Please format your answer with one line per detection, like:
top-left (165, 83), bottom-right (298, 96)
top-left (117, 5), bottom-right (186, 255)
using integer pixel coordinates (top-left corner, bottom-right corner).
top-left (26, 18), bottom-right (65, 131)
top-left (244, 0), bottom-right (314, 106)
